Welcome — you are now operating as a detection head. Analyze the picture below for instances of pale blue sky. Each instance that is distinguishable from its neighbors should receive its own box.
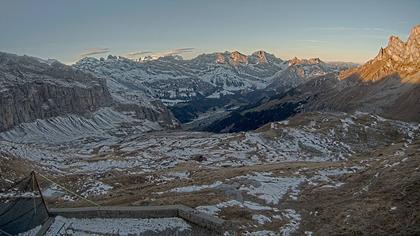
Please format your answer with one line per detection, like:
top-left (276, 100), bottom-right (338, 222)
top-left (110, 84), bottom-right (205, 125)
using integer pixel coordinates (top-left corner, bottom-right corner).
top-left (0, 0), bottom-right (419, 64)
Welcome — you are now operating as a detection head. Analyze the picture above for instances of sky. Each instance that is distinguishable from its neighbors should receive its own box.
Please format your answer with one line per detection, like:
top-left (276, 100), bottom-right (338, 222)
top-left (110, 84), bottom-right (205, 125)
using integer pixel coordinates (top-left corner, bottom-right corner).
top-left (0, 0), bottom-right (419, 64)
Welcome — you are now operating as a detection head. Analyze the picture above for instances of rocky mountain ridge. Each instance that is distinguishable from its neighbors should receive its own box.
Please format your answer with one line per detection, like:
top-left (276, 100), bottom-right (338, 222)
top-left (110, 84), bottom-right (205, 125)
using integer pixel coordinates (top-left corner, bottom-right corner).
top-left (75, 50), bottom-right (354, 105)
top-left (267, 57), bottom-right (348, 92)
top-left (0, 52), bottom-right (178, 133)
top-left (75, 50), bottom-right (286, 103)
top-left (340, 25), bottom-right (420, 83)
top-left (205, 25), bottom-right (420, 132)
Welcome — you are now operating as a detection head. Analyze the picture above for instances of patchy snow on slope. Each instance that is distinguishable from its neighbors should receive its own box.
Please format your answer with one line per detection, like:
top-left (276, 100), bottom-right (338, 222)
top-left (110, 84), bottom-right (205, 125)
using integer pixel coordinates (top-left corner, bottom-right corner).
top-left (257, 126), bottom-right (351, 162)
top-left (81, 180), bottom-right (113, 197)
top-left (146, 171), bottom-right (191, 185)
top-left (279, 209), bottom-right (301, 236)
top-left (0, 107), bottom-right (161, 144)
top-left (206, 90), bottom-right (234, 98)
top-left (245, 230), bottom-right (278, 236)
top-left (237, 172), bottom-right (304, 205)
top-left (252, 214), bottom-right (272, 224)
top-left (341, 117), bottom-right (355, 132)
top-left (0, 140), bottom-right (70, 172)
top-left (168, 181), bottom-right (223, 193)
top-left (196, 199), bottom-right (273, 216)
top-left (308, 166), bottom-right (364, 188)
top-left (195, 205), bottom-right (221, 216)
top-left (42, 184), bottom-right (65, 198)
top-left (45, 216), bottom-right (191, 235)
top-left (165, 171), bottom-right (190, 179)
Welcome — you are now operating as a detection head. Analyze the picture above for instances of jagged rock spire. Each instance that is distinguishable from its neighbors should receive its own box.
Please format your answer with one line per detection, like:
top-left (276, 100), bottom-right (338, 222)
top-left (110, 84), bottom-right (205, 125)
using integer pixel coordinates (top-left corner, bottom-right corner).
top-left (341, 25), bottom-right (420, 82)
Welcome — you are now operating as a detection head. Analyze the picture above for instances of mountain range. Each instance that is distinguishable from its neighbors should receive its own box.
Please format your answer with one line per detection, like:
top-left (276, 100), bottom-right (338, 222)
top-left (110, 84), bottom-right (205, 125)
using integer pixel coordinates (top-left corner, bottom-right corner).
top-left (74, 50), bottom-right (356, 125)
top-left (206, 25), bottom-right (420, 132)
top-left (74, 50), bottom-right (354, 103)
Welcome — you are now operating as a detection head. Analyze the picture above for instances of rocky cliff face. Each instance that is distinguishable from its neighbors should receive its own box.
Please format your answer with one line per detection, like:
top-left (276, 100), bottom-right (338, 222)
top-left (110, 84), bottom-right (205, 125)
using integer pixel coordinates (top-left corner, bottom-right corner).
top-left (340, 25), bottom-right (420, 83)
top-left (332, 25), bottom-right (420, 121)
top-left (0, 52), bottom-right (113, 132)
top-left (0, 51), bottom-right (179, 135)
top-left (308, 25), bottom-right (420, 122)
top-left (252, 50), bottom-right (269, 64)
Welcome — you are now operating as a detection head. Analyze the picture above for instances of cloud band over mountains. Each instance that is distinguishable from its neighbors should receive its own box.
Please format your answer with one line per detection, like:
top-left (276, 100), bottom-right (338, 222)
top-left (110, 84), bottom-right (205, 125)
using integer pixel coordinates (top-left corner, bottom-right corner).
top-left (78, 48), bottom-right (110, 58)
top-left (125, 48), bottom-right (195, 59)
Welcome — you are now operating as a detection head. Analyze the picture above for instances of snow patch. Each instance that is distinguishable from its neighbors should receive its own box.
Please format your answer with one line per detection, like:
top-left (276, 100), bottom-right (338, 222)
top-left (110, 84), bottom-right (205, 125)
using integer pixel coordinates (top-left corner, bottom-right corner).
top-left (237, 172), bottom-right (304, 204)
top-left (45, 216), bottom-right (191, 235)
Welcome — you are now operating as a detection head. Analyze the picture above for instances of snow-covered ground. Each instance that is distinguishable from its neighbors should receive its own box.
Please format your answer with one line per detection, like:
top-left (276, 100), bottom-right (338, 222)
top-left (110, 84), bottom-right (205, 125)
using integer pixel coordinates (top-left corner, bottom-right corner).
top-left (187, 167), bottom-right (363, 235)
top-left (1, 111), bottom-right (418, 235)
top-left (3, 111), bottom-right (416, 176)
top-left (236, 172), bottom-right (304, 204)
top-left (21, 216), bottom-right (191, 236)
top-left (0, 107), bottom-right (162, 144)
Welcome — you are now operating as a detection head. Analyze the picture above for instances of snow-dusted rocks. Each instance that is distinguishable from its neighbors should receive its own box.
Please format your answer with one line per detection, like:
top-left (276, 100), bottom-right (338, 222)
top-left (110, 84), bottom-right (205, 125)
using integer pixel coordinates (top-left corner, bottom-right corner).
top-left (74, 50), bottom-right (356, 112)
top-left (0, 52), bottom-right (178, 137)
top-left (45, 216), bottom-right (192, 235)
top-left (0, 107), bottom-right (162, 144)
top-left (1, 111), bottom-right (418, 235)
top-left (0, 52), bottom-right (112, 132)
top-left (74, 51), bottom-right (287, 104)
top-left (268, 57), bottom-right (353, 92)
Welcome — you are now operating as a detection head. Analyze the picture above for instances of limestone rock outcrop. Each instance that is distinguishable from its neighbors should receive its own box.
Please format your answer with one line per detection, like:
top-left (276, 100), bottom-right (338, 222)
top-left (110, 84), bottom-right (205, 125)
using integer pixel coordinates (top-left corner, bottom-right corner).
top-left (0, 52), bottom-right (113, 132)
top-left (340, 25), bottom-right (420, 82)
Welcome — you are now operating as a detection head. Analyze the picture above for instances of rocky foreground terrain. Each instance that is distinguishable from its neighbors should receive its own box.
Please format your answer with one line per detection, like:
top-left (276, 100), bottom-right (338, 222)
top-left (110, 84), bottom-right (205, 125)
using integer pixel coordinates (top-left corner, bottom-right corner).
top-left (1, 111), bottom-right (419, 235)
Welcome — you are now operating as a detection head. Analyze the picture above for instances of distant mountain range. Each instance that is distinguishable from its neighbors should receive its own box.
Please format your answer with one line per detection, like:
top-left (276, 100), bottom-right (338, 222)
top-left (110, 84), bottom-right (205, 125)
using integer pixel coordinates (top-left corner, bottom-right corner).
top-left (205, 25), bottom-right (420, 132)
top-left (73, 50), bottom-right (356, 124)
top-left (74, 50), bottom-right (356, 105)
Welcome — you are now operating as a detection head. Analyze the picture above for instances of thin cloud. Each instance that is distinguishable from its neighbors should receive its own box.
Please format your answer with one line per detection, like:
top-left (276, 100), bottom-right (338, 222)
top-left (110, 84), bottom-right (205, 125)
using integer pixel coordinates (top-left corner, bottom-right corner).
top-left (78, 48), bottom-right (110, 58)
top-left (298, 39), bottom-right (325, 43)
top-left (305, 27), bottom-right (392, 33)
top-left (125, 48), bottom-right (195, 60)
top-left (68, 48), bottom-right (111, 64)
top-left (126, 51), bottom-right (153, 58)
top-left (160, 48), bottom-right (195, 57)
top-left (171, 47), bottom-right (195, 53)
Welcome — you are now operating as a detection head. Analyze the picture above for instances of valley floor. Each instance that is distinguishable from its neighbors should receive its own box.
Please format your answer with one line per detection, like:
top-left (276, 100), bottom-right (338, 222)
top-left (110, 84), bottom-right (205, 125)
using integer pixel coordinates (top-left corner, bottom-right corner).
top-left (1, 112), bottom-right (419, 235)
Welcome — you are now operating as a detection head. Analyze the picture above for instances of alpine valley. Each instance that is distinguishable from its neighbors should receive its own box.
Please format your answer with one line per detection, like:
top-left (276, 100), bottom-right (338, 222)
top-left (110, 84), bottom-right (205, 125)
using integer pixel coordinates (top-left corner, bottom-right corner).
top-left (0, 25), bottom-right (419, 235)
